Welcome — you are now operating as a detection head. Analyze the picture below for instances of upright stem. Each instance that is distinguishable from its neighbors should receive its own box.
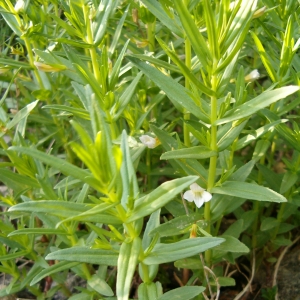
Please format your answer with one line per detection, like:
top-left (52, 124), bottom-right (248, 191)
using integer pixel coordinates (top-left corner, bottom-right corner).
top-left (183, 0), bottom-right (191, 147)
top-left (205, 73), bottom-right (218, 266)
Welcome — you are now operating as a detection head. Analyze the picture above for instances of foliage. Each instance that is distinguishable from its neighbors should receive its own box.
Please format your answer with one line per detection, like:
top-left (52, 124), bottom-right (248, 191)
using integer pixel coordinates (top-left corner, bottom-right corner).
top-left (0, 0), bottom-right (299, 299)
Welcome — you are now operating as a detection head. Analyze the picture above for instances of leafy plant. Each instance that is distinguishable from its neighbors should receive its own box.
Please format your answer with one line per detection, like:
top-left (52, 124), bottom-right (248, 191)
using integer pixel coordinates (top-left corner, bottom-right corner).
top-left (0, 0), bottom-right (299, 299)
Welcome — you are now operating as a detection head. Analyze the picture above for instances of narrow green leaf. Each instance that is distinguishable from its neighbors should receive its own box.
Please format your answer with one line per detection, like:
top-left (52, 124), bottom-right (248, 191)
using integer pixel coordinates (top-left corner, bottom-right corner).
top-left (30, 261), bottom-right (80, 286)
top-left (139, 0), bottom-right (183, 37)
top-left (143, 237), bottom-right (224, 265)
top-left (161, 146), bottom-right (217, 160)
top-left (126, 176), bottom-right (199, 223)
top-left (42, 105), bottom-right (90, 120)
top-left (127, 57), bottom-right (210, 123)
top-left (117, 237), bottom-right (141, 300)
top-left (174, 1), bottom-right (211, 69)
top-left (8, 228), bottom-right (70, 236)
top-left (251, 31), bottom-right (277, 82)
top-left (45, 247), bottom-right (118, 266)
top-left (211, 181), bottom-right (287, 203)
top-left (156, 37), bottom-right (214, 97)
top-left (280, 171), bottom-right (298, 194)
top-left (8, 200), bottom-right (122, 224)
top-left (7, 146), bottom-right (98, 189)
top-left (260, 217), bottom-right (279, 231)
top-left (216, 86), bottom-right (299, 125)
top-left (157, 286), bottom-right (205, 300)
top-left (1, 250), bottom-right (30, 261)
top-left (138, 282), bottom-right (163, 300)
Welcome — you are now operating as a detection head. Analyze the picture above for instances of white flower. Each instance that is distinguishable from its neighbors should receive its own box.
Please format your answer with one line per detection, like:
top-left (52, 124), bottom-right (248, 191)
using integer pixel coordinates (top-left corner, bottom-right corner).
top-left (183, 183), bottom-right (212, 208)
top-left (244, 69), bottom-right (260, 82)
top-left (14, 0), bottom-right (25, 12)
top-left (139, 135), bottom-right (159, 149)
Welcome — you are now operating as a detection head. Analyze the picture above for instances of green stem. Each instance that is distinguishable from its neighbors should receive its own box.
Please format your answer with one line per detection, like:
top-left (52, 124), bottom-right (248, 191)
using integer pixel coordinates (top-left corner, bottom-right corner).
top-left (205, 73), bottom-right (218, 266)
top-left (23, 37), bottom-right (44, 89)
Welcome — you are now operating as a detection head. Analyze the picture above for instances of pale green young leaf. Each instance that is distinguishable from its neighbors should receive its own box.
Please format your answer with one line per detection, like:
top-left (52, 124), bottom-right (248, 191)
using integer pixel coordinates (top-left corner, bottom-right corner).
top-left (251, 31), bottom-right (278, 82)
top-left (143, 237), bottom-right (224, 265)
top-left (203, 0), bottom-right (219, 60)
top-left (138, 282), bottom-right (163, 300)
top-left (157, 286), bottom-right (205, 300)
top-left (126, 176), bottom-right (198, 223)
top-left (117, 238), bottom-right (141, 300)
top-left (45, 247), bottom-right (119, 266)
top-left (88, 273), bottom-right (114, 296)
top-left (211, 181), bottom-right (287, 202)
top-left (161, 146), bottom-right (217, 160)
top-left (8, 228), bottom-right (70, 237)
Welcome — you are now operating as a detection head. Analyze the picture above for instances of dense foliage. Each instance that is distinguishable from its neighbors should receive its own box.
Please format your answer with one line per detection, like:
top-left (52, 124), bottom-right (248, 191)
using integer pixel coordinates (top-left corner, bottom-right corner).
top-left (0, 0), bottom-right (300, 299)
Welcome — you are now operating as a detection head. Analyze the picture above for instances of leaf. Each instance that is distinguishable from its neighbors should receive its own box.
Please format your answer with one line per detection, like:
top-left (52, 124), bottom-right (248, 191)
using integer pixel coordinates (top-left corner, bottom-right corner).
top-left (139, 0), bottom-right (182, 37)
top-left (280, 171), bottom-right (298, 194)
top-left (30, 261), bottom-right (80, 286)
top-left (143, 237), bottom-right (224, 265)
top-left (138, 282), bottom-right (163, 300)
top-left (157, 286), bottom-right (205, 300)
top-left (8, 200), bottom-right (122, 225)
top-left (42, 105), bottom-right (90, 120)
top-left (88, 273), bottom-right (114, 296)
top-left (214, 235), bottom-right (249, 253)
top-left (149, 213), bottom-right (203, 237)
top-left (126, 176), bottom-right (198, 223)
top-left (161, 146), bottom-right (217, 160)
top-left (211, 181), bottom-right (287, 203)
top-left (7, 146), bottom-right (99, 190)
top-left (45, 247), bottom-right (119, 266)
top-left (260, 217), bottom-right (279, 231)
top-left (216, 86), bottom-right (299, 125)
top-left (217, 277), bottom-right (236, 287)
top-left (117, 237), bottom-right (141, 300)
top-left (8, 228), bottom-right (70, 237)
top-left (1, 250), bottom-right (30, 261)
top-left (127, 57), bottom-right (210, 123)
top-left (173, 1), bottom-right (211, 70)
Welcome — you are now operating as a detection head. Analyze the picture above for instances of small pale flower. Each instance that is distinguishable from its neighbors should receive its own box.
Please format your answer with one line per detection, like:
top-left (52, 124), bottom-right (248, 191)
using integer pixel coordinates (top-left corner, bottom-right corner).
top-left (183, 183), bottom-right (212, 208)
top-left (139, 135), bottom-right (159, 149)
top-left (244, 69), bottom-right (260, 82)
top-left (14, 0), bottom-right (25, 12)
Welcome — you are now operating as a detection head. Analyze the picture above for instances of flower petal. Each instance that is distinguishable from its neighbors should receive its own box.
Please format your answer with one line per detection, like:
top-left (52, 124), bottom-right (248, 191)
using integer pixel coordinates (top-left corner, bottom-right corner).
top-left (193, 195), bottom-right (205, 208)
top-left (190, 183), bottom-right (204, 192)
top-left (202, 191), bottom-right (212, 202)
top-left (183, 190), bottom-right (195, 202)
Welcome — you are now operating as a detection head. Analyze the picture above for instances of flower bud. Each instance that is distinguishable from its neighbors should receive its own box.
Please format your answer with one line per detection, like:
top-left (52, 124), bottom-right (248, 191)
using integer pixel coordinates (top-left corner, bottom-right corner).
top-left (244, 69), bottom-right (260, 82)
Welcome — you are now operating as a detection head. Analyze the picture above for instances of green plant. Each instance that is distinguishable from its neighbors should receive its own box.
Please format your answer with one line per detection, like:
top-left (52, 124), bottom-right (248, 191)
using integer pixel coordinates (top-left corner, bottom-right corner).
top-left (0, 0), bottom-right (299, 299)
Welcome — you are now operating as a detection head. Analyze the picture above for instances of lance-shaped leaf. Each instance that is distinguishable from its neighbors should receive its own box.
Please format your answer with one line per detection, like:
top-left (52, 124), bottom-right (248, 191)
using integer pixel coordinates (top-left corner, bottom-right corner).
top-left (215, 86), bottom-right (299, 125)
top-left (173, 1), bottom-right (211, 69)
top-left (139, 0), bottom-right (182, 37)
top-left (7, 146), bottom-right (100, 190)
top-left (143, 237), bottom-right (224, 265)
top-left (117, 237), bottom-right (141, 300)
top-left (30, 261), bottom-right (79, 286)
top-left (126, 176), bottom-right (198, 223)
top-left (8, 200), bottom-right (122, 224)
top-left (127, 57), bottom-right (210, 123)
top-left (161, 146), bottom-right (217, 160)
top-left (211, 181), bottom-right (287, 203)
top-left (46, 247), bottom-right (118, 266)
top-left (158, 286), bottom-right (206, 300)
